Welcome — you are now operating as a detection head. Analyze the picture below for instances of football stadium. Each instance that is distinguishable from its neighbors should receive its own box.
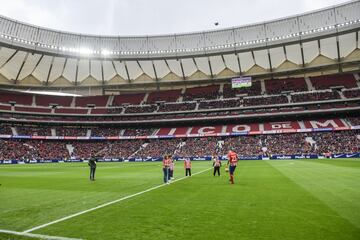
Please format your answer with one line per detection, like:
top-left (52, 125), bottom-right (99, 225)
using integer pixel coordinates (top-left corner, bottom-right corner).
top-left (0, 0), bottom-right (360, 239)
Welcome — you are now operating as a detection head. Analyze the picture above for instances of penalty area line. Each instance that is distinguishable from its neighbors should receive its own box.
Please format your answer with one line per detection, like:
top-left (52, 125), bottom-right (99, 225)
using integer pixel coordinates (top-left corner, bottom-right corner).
top-left (23, 167), bottom-right (212, 234)
top-left (0, 229), bottom-right (82, 240)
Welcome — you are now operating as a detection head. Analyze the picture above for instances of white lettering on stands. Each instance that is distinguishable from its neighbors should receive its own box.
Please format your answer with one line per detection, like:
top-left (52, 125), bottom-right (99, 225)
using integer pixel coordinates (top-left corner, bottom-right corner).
top-left (309, 120), bottom-right (339, 129)
top-left (232, 125), bottom-right (251, 132)
top-left (271, 122), bottom-right (292, 129)
top-left (198, 127), bottom-right (216, 134)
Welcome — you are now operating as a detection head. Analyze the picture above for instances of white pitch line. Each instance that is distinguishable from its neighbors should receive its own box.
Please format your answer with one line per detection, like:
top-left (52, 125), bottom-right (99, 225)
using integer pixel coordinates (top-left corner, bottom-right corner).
top-left (23, 167), bottom-right (212, 234)
top-left (0, 229), bottom-right (82, 240)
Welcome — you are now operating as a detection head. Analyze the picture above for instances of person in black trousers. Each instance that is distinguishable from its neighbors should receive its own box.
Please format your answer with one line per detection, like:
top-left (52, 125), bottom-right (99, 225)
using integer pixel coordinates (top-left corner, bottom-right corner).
top-left (212, 154), bottom-right (221, 176)
top-left (88, 156), bottom-right (97, 181)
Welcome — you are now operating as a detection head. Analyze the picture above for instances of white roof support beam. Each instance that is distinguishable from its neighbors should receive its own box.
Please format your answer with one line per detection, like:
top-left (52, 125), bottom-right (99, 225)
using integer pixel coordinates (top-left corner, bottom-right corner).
top-left (14, 52), bottom-right (29, 84)
top-left (45, 56), bottom-right (54, 86)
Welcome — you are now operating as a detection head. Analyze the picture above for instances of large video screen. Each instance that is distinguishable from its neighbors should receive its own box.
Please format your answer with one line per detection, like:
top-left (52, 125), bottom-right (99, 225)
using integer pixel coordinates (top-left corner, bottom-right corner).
top-left (231, 76), bottom-right (252, 88)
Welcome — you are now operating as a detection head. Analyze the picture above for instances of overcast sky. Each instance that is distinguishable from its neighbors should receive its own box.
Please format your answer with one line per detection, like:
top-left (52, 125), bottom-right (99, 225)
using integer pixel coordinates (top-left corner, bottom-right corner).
top-left (0, 0), bottom-right (350, 36)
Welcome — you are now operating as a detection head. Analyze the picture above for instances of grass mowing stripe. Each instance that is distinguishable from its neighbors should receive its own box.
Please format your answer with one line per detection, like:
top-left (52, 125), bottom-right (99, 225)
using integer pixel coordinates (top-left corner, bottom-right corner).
top-left (268, 160), bottom-right (360, 229)
top-left (23, 167), bottom-right (212, 234)
top-left (0, 229), bottom-right (83, 240)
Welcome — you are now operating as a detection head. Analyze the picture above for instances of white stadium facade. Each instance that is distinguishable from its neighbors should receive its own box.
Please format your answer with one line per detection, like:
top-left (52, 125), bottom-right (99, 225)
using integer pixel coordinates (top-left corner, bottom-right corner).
top-left (0, 0), bottom-right (359, 95)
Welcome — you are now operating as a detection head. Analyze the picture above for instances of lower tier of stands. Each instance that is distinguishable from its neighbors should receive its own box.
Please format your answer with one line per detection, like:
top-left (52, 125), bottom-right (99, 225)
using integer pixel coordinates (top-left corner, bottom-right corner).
top-left (0, 130), bottom-right (358, 161)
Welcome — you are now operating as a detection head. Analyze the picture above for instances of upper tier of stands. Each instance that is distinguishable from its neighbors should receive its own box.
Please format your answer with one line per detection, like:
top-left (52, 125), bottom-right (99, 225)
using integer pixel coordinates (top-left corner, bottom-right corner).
top-left (112, 93), bottom-right (145, 106)
top-left (310, 74), bottom-right (357, 90)
top-left (0, 73), bottom-right (358, 116)
top-left (36, 95), bottom-right (73, 107)
top-left (147, 89), bottom-right (182, 103)
top-left (265, 78), bottom-right (307, 94)
top-left (74, 96), bottom-right (109, 107)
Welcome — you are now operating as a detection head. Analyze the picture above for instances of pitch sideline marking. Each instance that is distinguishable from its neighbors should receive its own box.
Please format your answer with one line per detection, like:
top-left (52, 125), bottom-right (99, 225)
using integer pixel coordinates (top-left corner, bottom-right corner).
top-left (23, 167), bottom-right (212, 234)
top-left (0, 229), bottom-right (82, 240)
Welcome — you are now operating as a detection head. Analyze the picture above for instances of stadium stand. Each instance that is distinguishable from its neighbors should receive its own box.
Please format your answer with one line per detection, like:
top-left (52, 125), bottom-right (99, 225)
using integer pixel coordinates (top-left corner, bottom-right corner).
top-left (15, 106), bottom-right (52, 113)
top-left (198, 99), bottom-right (241, 110)
top-left (146, 89), bottom-right (182, 104)
top-left (223, 81), bottom-right (262, 98)
top-left (91, 127), bottom-right (121, 136)
top-left (55, 108), bottom-right (88, 114)
top-left (75, 96), bottom-right (109, 107)
top-left (1, 129), bottom-right (358, 160)
top-left (0, 124), bottom-right (13, 135)
top-left (123, 128), bottom-right (156, 136)
top-left (343, 88), bottom-right (360, 99)
top-left (16, 125), bottom-right (51, 136)
top-left (312, 131), bottom-right (359, 154)
top-left (183, 85), bottom-right (220, 101)
top-left (291, 90), bottom-right (340, 103)
top-left (54, 127), bottom-right (87, 136)
top-left (124, 105), bottom-right (157, 114)
top-left (0, 91), bottom-right (32, 105)
top-left (243, 95), bottom-right (288, 106)
top-left (112, 93), bottom-right (145, 106)
top-left (310, 74), bottom-right (357, 90)
top-left (265, 78), bottom-right (308, 94)
top-left (158, 102), bottom-right (196, 112)
top-left (35, 95), bottom-right (73, 107)
top-left (133, 139), bottom-right (182, 158)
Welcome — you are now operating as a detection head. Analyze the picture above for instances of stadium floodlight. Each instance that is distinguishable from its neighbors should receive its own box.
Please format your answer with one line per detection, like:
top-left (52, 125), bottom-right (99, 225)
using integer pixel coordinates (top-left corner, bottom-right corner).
top-left (79, 47), bottom-right (93, 55)
top-left (101, 49), bottom-right (111, 56)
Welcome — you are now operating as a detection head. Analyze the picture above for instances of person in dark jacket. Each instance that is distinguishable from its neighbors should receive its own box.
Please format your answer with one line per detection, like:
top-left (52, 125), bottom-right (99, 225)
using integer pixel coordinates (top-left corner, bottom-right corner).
top-left (88, 156), bottom-right (97, 181)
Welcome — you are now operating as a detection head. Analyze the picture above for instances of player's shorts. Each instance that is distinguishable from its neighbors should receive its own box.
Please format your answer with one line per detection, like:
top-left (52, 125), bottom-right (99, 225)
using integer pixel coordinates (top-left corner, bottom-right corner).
top-left (229, 165), bottom-right (236, 175)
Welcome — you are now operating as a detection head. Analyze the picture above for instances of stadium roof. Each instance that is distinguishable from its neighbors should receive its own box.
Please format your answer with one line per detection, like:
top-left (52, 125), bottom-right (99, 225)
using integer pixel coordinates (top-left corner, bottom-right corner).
top-left (0, 0), bottom-right (359, 92)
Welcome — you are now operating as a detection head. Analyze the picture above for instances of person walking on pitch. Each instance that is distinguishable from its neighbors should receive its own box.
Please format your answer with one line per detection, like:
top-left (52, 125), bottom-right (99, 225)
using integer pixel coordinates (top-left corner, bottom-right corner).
top-left (88, 156), bottom-right (97, 181)
top-left (162, 155), bottom-right (171, 184)
top-left (184, 158), bottom-right (192, 176)
top-left (226, 150), bottom-right (238, 184)
top-left (213, 154), bottom-right (221, 176)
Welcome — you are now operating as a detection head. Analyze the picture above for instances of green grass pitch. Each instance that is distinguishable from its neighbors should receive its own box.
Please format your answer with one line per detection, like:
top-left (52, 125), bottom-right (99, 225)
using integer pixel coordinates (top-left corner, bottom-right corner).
top-left (0, 159), bottom-right (359, 240)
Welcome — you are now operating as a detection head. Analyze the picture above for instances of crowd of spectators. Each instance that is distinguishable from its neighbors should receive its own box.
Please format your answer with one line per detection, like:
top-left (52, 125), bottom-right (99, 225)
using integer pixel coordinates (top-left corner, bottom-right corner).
top-left (16, 125), bottom-right (51, 136)
top-left (348, 117), bottom-right (360, 126)
top-left (198, 99), bottom-right (241, 110)
top-left (343, 88), bottom-right (360, 99)
top-left (54, 127), bottom-right (87, 136)
top-left (71, 141), bottom-right (109, 159)
top-left (158, 102), bottom-right (196, 112)
top-left (123, 128), bottom-right (155, 136)
top-left (0, 130), bottom-right (359, 160)
top-left (0, 124), bottom-right (13, 135)
top-left (262, 133), bottom-right (315, 155)
top-left (91, 128), bottom-right (121, 137)
top-left (243, 95), bottom-right (288, 106)
top-left (312, 131), bottom-right (359, 154)
top-left (134, 139), bottom-right (182, 158)
top-left (175, 137), bottom-right (220, 157)
top-left (220, 136), bottom-right (263, 156)
top-left (0, 139), bottom-right (38, 160)
top-left (107, 107), bottom-right (123, 114)
top-left (102, 140), bottom-right (145, 159)
top-left (291, 91), bottom-right (340, 103)
top-left (124, 105), bottom-right (157, 114)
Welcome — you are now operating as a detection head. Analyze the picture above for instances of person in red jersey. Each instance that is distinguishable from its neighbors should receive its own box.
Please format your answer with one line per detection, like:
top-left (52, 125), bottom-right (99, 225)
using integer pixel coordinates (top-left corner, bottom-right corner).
top-left (226, 150), bottom-right (238, 184)
top-left (184, 158), bottom-right (192, 176)
top-left (162, 155), bottom-right (171, 184)
top-left (212, 154), bottom-right (221, 176)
